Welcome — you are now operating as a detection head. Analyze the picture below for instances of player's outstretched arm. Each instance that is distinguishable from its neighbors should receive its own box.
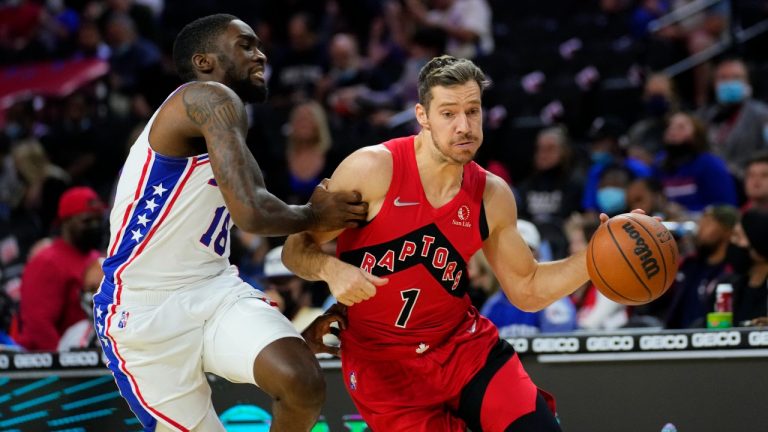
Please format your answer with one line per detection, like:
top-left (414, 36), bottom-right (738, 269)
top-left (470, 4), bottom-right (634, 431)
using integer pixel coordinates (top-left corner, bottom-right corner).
top-left (283, 147), bottom-right (391, 305)
top-left (180, 82), bottom-right (366, 235)
top-left (482, 173), bottom-right (590, 312)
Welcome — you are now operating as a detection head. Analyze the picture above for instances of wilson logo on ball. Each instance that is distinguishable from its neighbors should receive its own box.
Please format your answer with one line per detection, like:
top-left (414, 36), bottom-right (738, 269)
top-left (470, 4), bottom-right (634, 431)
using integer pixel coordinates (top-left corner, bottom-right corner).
top-left (622, 222), bottom-right (660, 279)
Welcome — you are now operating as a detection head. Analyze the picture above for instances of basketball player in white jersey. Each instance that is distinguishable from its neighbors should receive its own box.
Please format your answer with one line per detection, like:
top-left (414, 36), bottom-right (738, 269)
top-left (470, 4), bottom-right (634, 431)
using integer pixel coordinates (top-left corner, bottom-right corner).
top-left (94, 14), bottom-right (367, 432)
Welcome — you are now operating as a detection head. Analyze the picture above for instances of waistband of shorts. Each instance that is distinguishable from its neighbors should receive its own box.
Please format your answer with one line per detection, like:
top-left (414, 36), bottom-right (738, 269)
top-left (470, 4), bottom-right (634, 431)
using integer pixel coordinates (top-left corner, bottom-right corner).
top-left (118, 288), bottom-right (179, 305)
top-left (96, 279), bottom-right (179, 306)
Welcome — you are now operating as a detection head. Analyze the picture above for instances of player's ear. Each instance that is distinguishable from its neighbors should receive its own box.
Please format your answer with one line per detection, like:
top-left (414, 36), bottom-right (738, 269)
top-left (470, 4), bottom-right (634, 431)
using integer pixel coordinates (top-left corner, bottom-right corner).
top-left (191, 53), bottom-right (216, 76)
top-left (415, 103), bottom-right (430, 130)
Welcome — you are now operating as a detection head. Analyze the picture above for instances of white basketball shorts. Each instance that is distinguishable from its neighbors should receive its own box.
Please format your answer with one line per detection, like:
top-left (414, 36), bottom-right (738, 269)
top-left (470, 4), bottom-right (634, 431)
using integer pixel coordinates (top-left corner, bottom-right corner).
top-left (93, 267), bottom-right (301, 431)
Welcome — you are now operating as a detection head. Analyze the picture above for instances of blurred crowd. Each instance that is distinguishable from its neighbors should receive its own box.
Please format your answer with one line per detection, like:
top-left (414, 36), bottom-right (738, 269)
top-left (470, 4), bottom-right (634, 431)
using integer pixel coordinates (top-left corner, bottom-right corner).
top-left (1, 0), bottom-right (768, 352)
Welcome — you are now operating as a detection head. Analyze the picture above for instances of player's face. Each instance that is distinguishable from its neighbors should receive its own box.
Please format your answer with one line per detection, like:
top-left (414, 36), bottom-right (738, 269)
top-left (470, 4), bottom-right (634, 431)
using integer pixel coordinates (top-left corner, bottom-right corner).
top-left (419, 81), bottom-right (483, 165)
top-left (217, 20), bottom-right (268, 103)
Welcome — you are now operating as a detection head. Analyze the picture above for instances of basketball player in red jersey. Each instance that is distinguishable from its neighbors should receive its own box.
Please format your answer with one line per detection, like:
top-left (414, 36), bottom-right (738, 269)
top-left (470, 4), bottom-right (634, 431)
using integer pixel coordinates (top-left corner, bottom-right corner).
top-left (283, 56), bottom-right (615, 431)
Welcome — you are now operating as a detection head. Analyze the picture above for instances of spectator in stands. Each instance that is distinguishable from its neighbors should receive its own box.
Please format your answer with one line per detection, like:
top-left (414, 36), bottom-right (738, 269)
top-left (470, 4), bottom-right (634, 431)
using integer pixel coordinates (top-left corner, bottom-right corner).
top-left (12, 139), bottom-right (70, 234)
top-left (266, 100), bottom-right (335, 205)
top-left (481, 220), bottom-right (577, 337)
top-left (626, 177), bottom-right (688, 221)
top-left (104, 13), bottom-right (161, 98)
top-left (316, 33), bottom-right (371, 103)
top-left (663, 205), bottom-right (739, 328)
top-left (517, 126), bottom-right (583, 259)
top-left (655, 111), bottom-right (738, 212)
top-left (262, 246), bottom-right (323, 331)
top-left (730, 208), bottom-right (768, 325)
top-left (698, 57), bottom-right (768, 179)
top-left (268, 12), bottom-right (328, 106)
top-left (627, 72), bottom-right (680, 165)
top-left (16, 186), bottom-right (105, 351)
top-left (595, 164), bottom-right (634, 217)
top-left (72, 20), bottom-right (111, 60)
top-left (404, 0), bottom-right (493, 60)
top-left (743, 151), bottom-right (768, 211)
top-left (58, 257), bottom-right (103, 351)
top-left (582, 116), bottom-right (652, 215)
top-left (636, 0), bottom-right (729, 107)
top-left (41, 91), bottom-right (119, 197)
top-left (565, 214), bottom-right (630, 330)
top-left (108, 0), bottom-right (159, 39)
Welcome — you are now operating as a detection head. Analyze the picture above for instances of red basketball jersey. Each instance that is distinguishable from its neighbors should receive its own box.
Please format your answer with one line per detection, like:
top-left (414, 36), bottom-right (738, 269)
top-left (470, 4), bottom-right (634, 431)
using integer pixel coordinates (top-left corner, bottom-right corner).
top-left (337, 136), bottom-right (498, 360)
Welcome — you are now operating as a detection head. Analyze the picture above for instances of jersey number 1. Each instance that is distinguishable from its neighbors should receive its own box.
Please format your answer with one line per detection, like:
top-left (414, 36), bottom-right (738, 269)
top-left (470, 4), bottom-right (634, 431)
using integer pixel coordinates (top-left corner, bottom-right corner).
top-left (395, 288), bottom-right (420, 328)
top-left (200, 206), bottom-right (230, 256)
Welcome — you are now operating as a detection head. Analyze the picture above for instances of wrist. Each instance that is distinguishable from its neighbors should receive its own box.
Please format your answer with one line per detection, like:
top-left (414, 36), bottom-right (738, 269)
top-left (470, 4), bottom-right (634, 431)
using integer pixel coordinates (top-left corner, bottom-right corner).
top-left (299, 204), bottom-right (318, 231)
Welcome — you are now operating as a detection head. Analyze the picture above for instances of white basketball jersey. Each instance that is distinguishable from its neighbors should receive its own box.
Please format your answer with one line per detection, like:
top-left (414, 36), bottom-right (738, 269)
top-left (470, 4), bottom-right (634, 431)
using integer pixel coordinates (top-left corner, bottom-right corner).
top-left (101, 87), bottom-right (233, 302)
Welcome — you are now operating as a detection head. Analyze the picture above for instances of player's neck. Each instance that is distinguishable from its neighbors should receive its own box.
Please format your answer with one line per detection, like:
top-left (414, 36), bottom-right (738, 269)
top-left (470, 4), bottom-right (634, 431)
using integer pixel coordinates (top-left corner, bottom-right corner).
top-left (414, 134), bottom-right (464, 206)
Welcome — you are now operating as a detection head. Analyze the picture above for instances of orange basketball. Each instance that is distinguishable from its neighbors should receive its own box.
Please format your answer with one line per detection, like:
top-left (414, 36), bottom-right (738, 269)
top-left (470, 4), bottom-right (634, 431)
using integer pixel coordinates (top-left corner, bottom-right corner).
top-left (586, 213), bottom-right (679, 305)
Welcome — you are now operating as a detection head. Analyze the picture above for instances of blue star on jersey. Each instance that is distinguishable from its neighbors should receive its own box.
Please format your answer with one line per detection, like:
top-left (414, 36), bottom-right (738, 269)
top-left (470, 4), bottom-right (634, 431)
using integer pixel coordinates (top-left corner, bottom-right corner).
top-left (103, 153), bottom-right (192, 287)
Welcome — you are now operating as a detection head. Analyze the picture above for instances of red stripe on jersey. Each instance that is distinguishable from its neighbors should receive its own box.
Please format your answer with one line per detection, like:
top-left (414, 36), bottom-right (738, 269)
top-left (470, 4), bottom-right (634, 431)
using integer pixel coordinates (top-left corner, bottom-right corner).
top-left (105, 305), bottom-right (189, 431)
top-left (109, 148), bottom-right (153, 257)
top-left (113, 157), bottom-right (198, 304)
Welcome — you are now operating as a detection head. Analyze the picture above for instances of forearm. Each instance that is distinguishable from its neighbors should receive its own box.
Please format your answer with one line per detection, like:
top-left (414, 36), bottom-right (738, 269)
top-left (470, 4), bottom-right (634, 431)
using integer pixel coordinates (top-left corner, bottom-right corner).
top-left (283, 232), bottom-right (341, 282)
top-left (232, 187), bottom-right (314, 236)
top-left (505, 251), bottom-right (588, 312)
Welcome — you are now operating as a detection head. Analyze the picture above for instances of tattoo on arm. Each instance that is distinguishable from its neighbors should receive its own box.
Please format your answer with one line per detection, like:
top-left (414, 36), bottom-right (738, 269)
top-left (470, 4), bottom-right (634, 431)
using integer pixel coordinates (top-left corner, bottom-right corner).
top-left (182, 83), bottom-right (262, 200)
top-left (179, 83), bottom-right (308, 234)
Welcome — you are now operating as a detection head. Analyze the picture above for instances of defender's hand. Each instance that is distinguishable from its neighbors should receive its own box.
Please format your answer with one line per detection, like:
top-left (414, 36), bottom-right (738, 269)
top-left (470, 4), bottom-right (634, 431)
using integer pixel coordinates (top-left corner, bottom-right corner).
top-left (329, 263), bottom-right (388, 306)
top-left (302, 304), bottom-right (348, 356)
top-left (308, 179), bottom-right (368, 231)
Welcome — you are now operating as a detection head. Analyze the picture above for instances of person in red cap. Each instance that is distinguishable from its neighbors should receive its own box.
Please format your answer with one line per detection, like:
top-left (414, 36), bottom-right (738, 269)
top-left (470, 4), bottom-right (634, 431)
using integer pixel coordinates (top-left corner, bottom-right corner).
top-left (15, 186), bottom-right (105, 351)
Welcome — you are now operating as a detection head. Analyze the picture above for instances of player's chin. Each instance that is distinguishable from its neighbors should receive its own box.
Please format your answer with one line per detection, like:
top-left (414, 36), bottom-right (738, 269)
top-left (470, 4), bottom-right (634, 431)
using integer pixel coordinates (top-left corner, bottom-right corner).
top-left (452, 149), bottom-right (477, 164)
top-left (242, 82), bottom-right (268, 103)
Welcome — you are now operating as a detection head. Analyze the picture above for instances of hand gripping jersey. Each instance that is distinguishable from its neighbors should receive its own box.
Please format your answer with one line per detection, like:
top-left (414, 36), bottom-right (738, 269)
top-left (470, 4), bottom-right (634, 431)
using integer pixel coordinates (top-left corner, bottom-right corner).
top-left (99, 87), bottom-right (233, 304)
top-left (337, 136), bottom-right (498, 359)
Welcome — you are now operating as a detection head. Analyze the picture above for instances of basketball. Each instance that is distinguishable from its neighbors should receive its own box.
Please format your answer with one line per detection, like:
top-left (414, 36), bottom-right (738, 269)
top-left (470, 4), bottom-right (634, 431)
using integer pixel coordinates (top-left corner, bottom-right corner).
top-left (586, 213), bottom-right (679, 305)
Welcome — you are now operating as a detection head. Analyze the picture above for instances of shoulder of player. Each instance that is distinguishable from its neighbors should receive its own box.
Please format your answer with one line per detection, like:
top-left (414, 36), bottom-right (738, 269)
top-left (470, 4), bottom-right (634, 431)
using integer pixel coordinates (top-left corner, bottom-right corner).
top-left (482, 170), bottom-right (517, 230)
top-left (329, 145), bottom-right (392, 199)
top-left (483, 170), bottom-right (514, 204)
top-left (169, 81), bottom-right (246, 129)
top-left (332, 145), bottom-right (392, 183)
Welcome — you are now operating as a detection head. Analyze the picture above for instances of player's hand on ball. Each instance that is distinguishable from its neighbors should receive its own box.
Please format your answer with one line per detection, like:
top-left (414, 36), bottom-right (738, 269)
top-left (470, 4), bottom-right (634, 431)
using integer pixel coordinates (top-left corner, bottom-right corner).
top-left (308, 179), bottom-right (368, 231)
top-left (599, 208), bottom-right (662, 224)
top-left (302, 304), bottom-right (348, 356)
top-left (329, 264), bottom-right (388, 306)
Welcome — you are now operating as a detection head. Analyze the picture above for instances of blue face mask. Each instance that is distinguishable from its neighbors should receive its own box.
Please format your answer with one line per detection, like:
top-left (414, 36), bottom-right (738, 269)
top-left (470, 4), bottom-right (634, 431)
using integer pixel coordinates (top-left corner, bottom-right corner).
top-left (591, 151), bottom-right (613, 166)
top-left (597, 187), bottom-right (626, 214)
top-left (716, 80), bottom-right (748, 105)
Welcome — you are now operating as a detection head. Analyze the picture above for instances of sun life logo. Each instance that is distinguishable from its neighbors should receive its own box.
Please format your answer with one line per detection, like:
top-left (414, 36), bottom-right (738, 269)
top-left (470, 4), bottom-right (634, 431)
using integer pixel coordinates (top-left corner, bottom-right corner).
top-left (453, 205), bottom-right (472, 228)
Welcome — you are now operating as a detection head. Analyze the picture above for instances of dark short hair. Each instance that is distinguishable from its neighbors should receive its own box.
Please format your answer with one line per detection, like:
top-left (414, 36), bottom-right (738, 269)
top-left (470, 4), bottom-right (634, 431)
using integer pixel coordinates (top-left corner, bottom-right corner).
top-left (747, 150), bottom-right (768, 169)
top-left (417, 55), bottom-right (489, 109)
top-left (703, 204), bottom-right (739, 229)
top-left (173, 14), bottom-right (238, 82)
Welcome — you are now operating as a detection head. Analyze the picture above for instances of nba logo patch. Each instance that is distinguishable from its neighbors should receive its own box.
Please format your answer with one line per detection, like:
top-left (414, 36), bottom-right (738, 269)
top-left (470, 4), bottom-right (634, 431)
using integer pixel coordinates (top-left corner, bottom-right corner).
top-left (349, 372), bottom-right (357, 390)
top-left (118, 311), bottom-right (130, 329)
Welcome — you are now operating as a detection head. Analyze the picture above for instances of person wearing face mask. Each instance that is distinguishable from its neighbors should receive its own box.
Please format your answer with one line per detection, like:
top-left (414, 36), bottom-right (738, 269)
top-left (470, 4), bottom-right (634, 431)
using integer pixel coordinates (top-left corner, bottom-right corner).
top-left (627, 73), bottom-right (681, 165)
top-left (57, 258), bottom-right (104, 351)
top-left (697, 57), bottom-right (768, 180)
top-left (582, 116), bottom-right (652, 215)
top-left (16, 186), bottom-right (105, 351)
top-left (727, 209), bottom-right (768, 325)
top-left (655, 111), bottom-right (737, 212)
top-left (662, 205), bottom-right (739, 329)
